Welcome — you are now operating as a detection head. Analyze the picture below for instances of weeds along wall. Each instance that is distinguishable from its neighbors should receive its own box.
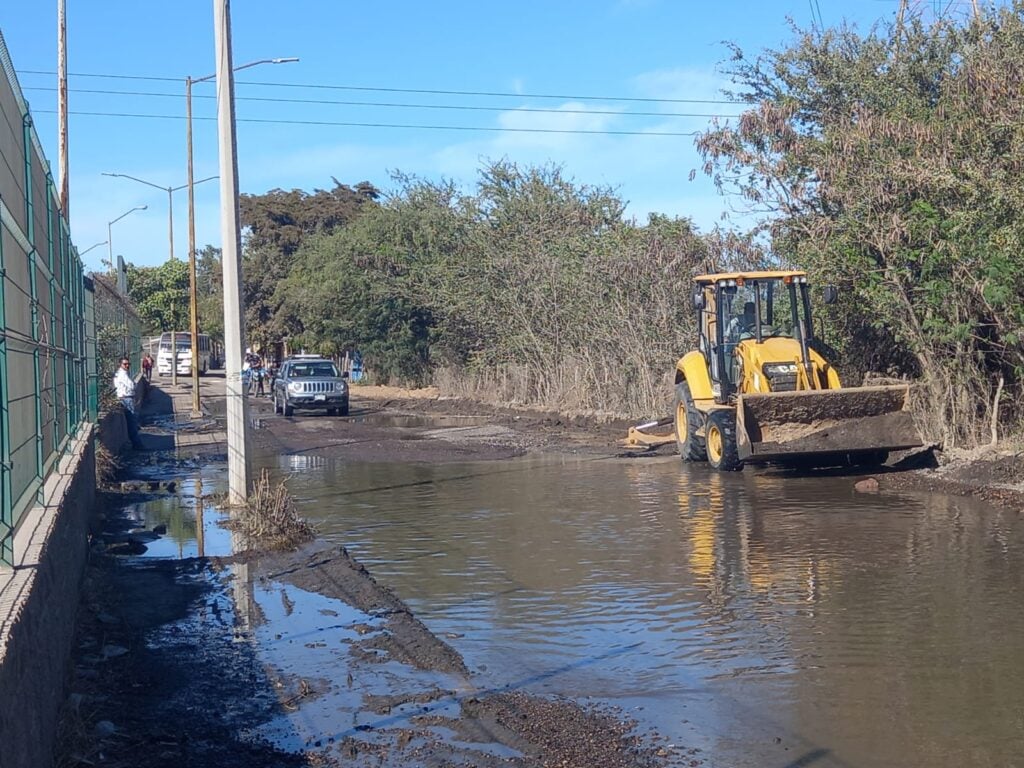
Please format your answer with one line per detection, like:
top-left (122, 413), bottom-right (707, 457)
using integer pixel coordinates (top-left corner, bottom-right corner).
top-left (0, 31), bottom-right (95, 565)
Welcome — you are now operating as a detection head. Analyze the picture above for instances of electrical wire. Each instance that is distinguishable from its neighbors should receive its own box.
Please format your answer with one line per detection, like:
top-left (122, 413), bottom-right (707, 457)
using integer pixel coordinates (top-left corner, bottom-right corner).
top-left (33, 109), bottom-right (701, 137)
top-left (21, 85), bottom-right (743, 120)
top-left (16, 68), bottom-right (742, 105)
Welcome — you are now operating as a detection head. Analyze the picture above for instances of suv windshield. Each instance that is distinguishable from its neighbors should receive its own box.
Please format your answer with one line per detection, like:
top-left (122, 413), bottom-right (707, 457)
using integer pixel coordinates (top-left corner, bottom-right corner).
top-left (289, 361), bottom-right (339, 378)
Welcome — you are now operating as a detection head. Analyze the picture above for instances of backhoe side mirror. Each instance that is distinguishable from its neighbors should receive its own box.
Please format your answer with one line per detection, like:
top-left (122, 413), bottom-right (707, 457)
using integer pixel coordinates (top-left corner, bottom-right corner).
top-left (822, 285), bottom-right (839, 305)
top-left (692, 287), bottom-right (705, 310)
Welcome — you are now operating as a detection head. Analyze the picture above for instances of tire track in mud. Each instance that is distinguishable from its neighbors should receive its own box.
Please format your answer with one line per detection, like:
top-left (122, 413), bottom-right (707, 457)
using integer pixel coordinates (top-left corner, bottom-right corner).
top-left (237, 542), bottom-right (687, 767)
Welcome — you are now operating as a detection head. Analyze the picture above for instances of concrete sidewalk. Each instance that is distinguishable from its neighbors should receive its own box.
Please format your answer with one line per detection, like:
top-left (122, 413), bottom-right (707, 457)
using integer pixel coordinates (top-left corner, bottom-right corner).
top-left (137, 373), bottom-right (227, 453)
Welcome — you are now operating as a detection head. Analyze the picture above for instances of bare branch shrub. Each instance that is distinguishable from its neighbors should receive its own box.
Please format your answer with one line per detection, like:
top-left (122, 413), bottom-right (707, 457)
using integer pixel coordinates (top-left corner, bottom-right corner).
top-left (94, 442), bottom-right (122, 485)
top-left (227, 470), bottom-right (314, 551)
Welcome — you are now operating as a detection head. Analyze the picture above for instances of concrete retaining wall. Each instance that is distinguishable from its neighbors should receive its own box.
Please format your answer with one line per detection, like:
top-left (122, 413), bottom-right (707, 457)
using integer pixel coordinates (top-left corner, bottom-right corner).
top-left (0, 424), bottom-right (96, 768)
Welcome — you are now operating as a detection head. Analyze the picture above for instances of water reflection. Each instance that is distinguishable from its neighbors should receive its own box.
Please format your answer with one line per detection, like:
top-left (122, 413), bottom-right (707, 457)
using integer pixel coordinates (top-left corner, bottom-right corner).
top-left (123, 468), bottom-right (234, 559)
top-left (271, 454), bottom-right (1024, 767)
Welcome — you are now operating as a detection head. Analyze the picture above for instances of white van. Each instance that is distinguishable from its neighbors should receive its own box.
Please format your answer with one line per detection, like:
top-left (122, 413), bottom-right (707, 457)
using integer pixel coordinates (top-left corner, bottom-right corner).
top-left (157, 331), bottom-right (212, 376)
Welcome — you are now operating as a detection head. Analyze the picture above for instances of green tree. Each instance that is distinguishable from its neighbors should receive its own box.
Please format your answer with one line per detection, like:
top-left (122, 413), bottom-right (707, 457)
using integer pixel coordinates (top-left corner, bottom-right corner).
top-left (126, 259), bottom-right (190, 334)
top-left (240, 179), bottom-right (380, 347)
top-left (274, 161), bottom-right (707, 411)
top-left (697, 6), bottom-right (1024, 444)
top-left (195, 246), bottom-right (224, 342)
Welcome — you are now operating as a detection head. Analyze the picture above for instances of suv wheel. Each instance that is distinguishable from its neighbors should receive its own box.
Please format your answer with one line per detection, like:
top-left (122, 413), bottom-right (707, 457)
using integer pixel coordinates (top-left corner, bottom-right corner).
top-left (283, 399), bottom-right (294, 417)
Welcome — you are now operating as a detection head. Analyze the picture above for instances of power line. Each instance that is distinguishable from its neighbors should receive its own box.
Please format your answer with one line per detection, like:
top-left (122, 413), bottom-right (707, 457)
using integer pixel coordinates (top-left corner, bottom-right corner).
top-left (16, 68), bottom-right (741, 106)
top-left (34, 109), bottom-right (701, 136)
top-left (21, 85), bottom-right (743, 120)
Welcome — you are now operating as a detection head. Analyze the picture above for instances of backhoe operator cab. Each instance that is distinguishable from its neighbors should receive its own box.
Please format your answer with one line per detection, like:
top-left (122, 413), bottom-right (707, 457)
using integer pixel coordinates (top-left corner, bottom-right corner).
top-left (673, 270), bottom-right (919, 471)
top-left (692, 271), bottom-right (837, 401)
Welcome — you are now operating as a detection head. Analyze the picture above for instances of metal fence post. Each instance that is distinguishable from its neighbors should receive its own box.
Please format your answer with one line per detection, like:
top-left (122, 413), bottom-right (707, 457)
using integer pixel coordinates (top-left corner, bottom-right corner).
top-left (0, 195), bottom-right (12, 565)
top-left (46, 176), bottom-right (59, 454)
top-left (22, 115), bottom-right (43, 496)
top-left (84, 277), bottom-right (97, 421)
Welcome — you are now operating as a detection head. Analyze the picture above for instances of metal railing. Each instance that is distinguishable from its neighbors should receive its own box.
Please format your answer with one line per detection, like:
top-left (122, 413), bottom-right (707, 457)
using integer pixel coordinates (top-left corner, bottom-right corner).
top-left (0, 30), bottom-right (107, 565)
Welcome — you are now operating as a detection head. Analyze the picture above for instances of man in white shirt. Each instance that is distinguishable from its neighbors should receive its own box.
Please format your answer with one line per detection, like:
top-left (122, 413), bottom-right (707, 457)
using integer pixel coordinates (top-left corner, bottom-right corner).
top-left (114, 356), bottom-right (145, 449)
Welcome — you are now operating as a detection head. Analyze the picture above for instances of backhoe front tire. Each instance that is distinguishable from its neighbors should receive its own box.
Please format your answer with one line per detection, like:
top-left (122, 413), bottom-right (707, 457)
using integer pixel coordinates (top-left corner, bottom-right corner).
top-left (674, 381), bottom-right (706, 462)
top-left (705, 409), bottom-right (743, 472)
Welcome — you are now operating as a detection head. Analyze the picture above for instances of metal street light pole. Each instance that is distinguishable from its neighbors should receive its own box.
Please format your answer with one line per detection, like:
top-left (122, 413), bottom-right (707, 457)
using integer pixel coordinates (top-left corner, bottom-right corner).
top-left (102, 173), bottom-right (180, 263)
top-left (106, 204), bottom-right (147, 275)
top-left (79, 241), bottom-right (107, 257)
top-left (104, 171), bottom-right (215, 387)
top-left (186, 55), bottom-right (297, 418)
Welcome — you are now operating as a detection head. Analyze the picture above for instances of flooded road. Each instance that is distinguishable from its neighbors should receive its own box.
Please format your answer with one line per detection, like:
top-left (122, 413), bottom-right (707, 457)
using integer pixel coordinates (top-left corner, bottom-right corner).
top-left (264, 451), bottom-right (1024, 767)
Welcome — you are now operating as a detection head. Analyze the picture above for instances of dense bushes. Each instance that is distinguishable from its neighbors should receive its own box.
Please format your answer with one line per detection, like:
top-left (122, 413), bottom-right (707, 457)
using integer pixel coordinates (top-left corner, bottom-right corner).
top-left (270, 164), bottom-right (709, 417)
top-left (697, 6), bottom-right (1024, 445)
top-left (242, 5), bottom-right (1024, 445)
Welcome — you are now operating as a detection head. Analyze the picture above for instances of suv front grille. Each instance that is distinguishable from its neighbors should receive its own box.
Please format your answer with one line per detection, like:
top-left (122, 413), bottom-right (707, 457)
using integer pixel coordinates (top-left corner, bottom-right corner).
top-left (299, 381), bottom-right (334, 394)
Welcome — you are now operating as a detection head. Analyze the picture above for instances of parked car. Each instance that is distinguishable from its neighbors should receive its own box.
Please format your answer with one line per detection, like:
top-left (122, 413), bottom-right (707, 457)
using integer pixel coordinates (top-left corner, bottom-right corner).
top-left (271, 355), bottom-right (349, 416)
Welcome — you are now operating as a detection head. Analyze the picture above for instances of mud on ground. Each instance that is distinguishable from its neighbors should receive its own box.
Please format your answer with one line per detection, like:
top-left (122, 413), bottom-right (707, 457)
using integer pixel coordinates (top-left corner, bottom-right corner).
top-left (246, 385), bottom-right (632, 463)
top-left (58, 502), bottom-right (680, 767)
top-left (59, 385), bottom-right (1021, 767)
top-left (881, 445), bottom-right (1024, 511)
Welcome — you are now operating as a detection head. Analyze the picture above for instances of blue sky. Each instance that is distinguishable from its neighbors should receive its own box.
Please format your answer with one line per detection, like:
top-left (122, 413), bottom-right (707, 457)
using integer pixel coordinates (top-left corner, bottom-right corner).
top-left (1, 1), bottom-right (928, 270)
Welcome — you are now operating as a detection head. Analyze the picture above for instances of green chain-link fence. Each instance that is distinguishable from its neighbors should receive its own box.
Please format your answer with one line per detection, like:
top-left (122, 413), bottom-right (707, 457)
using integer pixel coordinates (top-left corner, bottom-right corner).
top-left (0, 30), bottom-right (99, 565)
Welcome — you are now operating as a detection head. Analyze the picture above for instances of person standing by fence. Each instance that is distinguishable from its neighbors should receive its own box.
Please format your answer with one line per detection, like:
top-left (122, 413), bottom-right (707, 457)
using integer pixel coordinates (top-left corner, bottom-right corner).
top-left (142, 353), bottom-right (153, 380)
top-left (114, 356), bottom-right (145, 450)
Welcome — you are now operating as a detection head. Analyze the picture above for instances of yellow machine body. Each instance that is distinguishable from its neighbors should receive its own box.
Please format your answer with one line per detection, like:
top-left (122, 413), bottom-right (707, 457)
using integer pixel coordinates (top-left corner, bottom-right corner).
top-left (624, 270), bottom-right (922, 468)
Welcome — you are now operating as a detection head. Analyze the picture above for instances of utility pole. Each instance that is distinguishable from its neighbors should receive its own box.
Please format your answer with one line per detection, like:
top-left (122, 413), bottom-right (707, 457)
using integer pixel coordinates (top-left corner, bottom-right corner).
top-left (184, 59), bottom-right (292, 421)
top-left (185, 57), bottom-right (294, 419)
top-left (57, 0), bottom-right (69, 216)
top-left (214, 0), bottom-right (251, 504)
top-left (186, 76), bottom-right (202, 417)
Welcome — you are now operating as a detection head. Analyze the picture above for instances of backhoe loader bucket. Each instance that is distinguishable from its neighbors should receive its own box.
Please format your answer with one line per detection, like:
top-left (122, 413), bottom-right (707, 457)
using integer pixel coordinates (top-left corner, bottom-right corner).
top-left (736, 385), bottom-right (921, 462)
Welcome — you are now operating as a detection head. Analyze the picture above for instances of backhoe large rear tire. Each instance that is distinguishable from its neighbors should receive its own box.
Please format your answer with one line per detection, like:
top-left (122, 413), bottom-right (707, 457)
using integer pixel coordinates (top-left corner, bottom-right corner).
top-left (674, 381), bottom-right (706, 462)
top-left (705, 409), bottom-right (743, 472)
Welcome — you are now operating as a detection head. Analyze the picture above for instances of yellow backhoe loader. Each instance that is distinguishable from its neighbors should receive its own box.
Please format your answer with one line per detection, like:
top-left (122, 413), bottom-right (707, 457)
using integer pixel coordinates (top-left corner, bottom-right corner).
top-left (625, 270), bottom-right (921, 471)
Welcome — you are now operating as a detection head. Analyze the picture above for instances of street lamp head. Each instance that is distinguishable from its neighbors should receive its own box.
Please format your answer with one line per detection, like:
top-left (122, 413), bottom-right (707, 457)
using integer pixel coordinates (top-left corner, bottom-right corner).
top-left (79, 240), bottom-right (108, 256)
top-left (192, 55), bottom-right (299, 84)
top-left (108, 204), bottom-right (148, 226)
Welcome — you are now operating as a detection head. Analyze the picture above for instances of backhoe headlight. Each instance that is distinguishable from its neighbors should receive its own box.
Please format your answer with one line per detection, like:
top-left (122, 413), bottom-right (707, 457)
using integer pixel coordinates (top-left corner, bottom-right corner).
top-left (763, 363), bottom-right (799, 376)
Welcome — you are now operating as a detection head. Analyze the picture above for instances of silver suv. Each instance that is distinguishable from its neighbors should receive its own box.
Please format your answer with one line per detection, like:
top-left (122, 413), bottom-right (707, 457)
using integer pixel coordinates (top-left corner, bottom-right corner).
top-left (271, 355), bottom-right (350, 416)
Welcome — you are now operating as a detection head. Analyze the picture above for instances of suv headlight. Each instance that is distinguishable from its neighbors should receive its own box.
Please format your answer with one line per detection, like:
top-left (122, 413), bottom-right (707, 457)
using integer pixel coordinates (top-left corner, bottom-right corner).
top-left (287, 381), bottom-right (303, 393)
top-left (334, 382), bottom-right (346, 392)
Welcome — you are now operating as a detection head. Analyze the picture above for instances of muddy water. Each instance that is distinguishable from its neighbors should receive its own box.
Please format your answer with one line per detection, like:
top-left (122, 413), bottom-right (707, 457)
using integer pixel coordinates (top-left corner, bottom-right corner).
top-left (270, 453), bottom-right (1024, 768)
